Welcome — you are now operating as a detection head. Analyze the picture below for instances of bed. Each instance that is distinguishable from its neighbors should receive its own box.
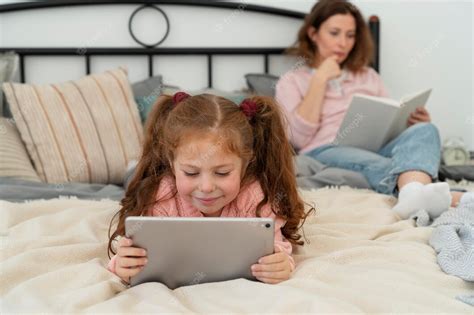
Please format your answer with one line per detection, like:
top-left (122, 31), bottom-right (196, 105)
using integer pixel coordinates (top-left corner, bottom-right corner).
top-left (1, 1), bottom-right (472, 313)
top-left (2, 188), bottom-right (473, 313)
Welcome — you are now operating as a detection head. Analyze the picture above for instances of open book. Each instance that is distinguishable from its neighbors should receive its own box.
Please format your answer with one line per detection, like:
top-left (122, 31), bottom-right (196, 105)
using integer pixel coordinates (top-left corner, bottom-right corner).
top-left (333, 88), bottom-right (432, 152)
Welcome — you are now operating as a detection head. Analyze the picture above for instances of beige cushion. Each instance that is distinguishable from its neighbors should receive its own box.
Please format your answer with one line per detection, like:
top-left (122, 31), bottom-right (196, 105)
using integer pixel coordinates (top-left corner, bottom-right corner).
top-left (0, 117), bottom-right (41, 182)
top-left (2, 67), bottom-right (143, 184)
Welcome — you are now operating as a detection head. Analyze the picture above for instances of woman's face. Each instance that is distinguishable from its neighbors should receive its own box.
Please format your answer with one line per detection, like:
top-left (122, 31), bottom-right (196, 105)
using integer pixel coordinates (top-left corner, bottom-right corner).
top-left (309, 13), bottom-right (356, 66)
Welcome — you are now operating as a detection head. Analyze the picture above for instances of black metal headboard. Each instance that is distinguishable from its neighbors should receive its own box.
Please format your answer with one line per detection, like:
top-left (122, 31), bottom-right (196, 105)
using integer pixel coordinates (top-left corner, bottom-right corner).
top-left (0, 0), bottom-right (380, 87)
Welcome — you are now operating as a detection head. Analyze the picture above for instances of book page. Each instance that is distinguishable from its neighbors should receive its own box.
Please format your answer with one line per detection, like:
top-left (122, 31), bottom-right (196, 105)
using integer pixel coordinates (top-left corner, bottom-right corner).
top-left (335, 94), bottom-right (399, 152)
top-left (384, 89), bottom-right (432, 144)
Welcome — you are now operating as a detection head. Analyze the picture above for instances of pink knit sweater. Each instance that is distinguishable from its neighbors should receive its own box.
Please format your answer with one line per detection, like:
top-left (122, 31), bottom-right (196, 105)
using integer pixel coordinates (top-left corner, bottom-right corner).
top-left (275, 66), bottom-right (388, 153)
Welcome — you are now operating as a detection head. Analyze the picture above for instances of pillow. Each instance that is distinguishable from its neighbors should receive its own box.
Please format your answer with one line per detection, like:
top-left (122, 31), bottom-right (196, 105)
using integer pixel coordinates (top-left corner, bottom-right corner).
top-left (135, 83), bottom-right (181, 123)
top-left (0, 117), bottom-right (41, 182)
top-left (2, 67), bottom-right (144, 184)
top-left (0, 52), bottom-right (20, 118)
top-left (131, 75), bottom-right (163, 123)
top-left (136, 84), bottom-right (181, 123)
top-left (131, 75), bottom-right (163, 98)
top-left (134, 82), bottom-right (249, 123)
top-left (188, 88), bottom-right (248, 104)
top-left (131, 76), bottom-right (180, 123)
top-left (245, 73), bottom-right (280, 97)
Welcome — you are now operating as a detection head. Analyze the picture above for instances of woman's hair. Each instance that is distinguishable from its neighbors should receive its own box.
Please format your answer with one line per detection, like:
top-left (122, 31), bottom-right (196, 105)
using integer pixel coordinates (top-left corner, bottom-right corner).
top-left (107, 94), bottom-right (312, 258)
top-left (287, 0), bottom-right (374, 72)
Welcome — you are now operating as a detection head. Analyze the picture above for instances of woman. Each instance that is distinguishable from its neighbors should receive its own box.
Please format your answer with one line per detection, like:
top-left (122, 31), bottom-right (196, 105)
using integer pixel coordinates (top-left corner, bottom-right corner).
top-left (275, 0), bottom-right (472, 218)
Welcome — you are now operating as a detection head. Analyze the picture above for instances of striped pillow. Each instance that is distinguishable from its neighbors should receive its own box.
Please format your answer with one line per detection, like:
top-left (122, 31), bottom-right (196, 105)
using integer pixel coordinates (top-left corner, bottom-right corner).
top-left (2, 67), bottom-right (143, 184)
top-left (0, 117), bottom-right (41, 182)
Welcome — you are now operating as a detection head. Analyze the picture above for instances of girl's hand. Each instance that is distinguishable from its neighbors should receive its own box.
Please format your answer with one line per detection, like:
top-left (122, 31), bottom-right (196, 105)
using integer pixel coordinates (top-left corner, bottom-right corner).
top-left (408, 107), bottom-right (431, 125)
top-left (115, 237), bottom-right (148, 284)
top-left (314, 55), bottom-right (342, 83)
top-left (251, 245), bottom-right (293, 284)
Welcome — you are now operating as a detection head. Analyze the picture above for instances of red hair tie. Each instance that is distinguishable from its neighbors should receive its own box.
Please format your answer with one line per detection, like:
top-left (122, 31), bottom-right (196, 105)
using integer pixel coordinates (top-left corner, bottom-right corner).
top-left (172, 91), bottom-right (191, 105)
top-left (240, 99), bottom-right (258, 119)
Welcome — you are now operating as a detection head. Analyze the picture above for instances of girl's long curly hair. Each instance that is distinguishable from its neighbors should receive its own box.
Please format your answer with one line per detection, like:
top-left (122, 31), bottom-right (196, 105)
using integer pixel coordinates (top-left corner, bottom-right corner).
top-left (108, 94), bottom-right (312, 258)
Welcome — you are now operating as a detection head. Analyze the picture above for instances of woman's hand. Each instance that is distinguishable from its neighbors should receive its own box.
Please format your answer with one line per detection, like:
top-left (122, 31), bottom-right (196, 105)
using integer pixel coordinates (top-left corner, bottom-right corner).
top-left (115, 237), bottom-right (148, 284)
top-left (314, 55), bottom-right (342, 83)
top-left (251, 245), bottom-right (293, 284)
top-left (408, 107), bottom-right (431, 126)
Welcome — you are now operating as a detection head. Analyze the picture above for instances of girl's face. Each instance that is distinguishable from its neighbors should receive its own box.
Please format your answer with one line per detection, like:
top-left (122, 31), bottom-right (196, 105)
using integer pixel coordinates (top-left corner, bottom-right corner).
top-left (309, 13), bottom-right (356, 66)
top-left (172, 134), bottom-right (243, 217)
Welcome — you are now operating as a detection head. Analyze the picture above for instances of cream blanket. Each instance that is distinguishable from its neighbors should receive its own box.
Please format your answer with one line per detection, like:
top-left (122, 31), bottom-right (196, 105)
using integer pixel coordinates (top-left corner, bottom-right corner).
top-left (1, 188), bottom-right (473, 313)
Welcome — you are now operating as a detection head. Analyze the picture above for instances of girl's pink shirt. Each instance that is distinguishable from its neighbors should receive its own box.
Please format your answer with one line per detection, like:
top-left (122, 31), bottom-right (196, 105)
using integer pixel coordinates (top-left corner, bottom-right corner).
top-left (275, 66), bottom-right (389, 153)
top-left (108, 176), bottom-right (295, 273)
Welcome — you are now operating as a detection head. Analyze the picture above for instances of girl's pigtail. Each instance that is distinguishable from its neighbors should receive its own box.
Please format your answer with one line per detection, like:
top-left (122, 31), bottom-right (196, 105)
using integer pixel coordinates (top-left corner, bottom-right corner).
top-left (246, 96), bottom-right (310, 245)
top-left (107, 95), bottom-right (175, 258)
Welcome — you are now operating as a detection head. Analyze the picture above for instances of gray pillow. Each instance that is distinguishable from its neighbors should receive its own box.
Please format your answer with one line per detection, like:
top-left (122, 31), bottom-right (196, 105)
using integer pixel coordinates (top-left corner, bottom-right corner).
top-left (131, 75), bottom-right (163, 99)
top-left (245, 73), bottom-right (280, 97)
top-left (0, 52), bottom-right (20, 118)
top-left (131, 75), bottom-right (163, 123)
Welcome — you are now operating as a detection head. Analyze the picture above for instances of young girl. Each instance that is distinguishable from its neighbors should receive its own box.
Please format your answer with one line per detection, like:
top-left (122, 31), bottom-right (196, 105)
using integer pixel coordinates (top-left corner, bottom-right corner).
top-left (107, 92), bottom-right (310, 285)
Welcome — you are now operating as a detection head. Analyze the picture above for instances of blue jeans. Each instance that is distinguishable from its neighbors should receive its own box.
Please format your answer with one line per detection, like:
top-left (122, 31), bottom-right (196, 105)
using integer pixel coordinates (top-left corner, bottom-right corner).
top-left (305, 123), bottom-right (441, 195)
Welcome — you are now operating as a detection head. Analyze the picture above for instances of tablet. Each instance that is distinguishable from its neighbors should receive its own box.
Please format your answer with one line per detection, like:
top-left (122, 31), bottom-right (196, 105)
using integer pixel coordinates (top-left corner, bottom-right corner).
top-left (125, 216), bottom-right (274, 289)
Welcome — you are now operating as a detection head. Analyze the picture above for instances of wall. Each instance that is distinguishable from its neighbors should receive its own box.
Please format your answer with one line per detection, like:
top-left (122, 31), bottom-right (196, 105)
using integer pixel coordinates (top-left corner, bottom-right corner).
top-left (1, 0), bottom-right (473, 149)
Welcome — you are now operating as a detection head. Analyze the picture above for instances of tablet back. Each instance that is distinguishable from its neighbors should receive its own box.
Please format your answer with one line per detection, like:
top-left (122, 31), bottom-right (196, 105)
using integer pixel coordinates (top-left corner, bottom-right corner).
top-left (125, 217), bottom-right (274, 289)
